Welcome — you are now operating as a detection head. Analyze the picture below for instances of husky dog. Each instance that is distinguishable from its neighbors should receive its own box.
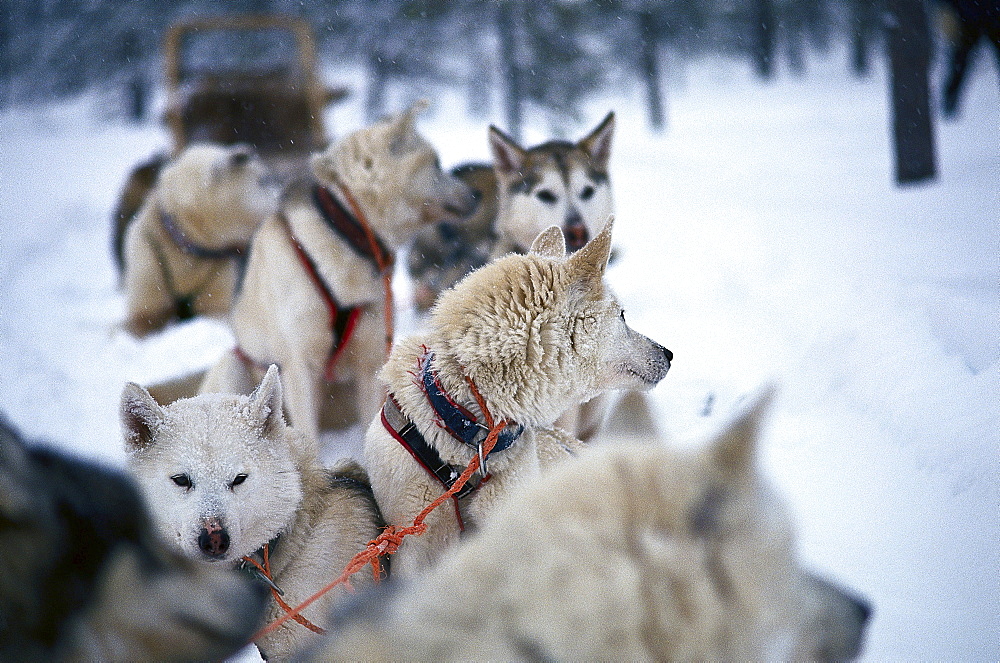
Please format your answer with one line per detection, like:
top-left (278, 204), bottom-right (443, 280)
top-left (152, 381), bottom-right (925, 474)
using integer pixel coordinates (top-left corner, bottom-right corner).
top-left (121, 143), bottom-right (279, 337)
top-left (121, 366), bottom-right (385, 660)
top-left (366, 220), bottom-right (671, 578)
top-left (201, 101), bottom-right (478, 445)
top-left (408, 111), bottom-right (615, 311)
top-left (309, 389), bottom-right (871, 661)
top-left (0, 415), bottom-right (267, 662)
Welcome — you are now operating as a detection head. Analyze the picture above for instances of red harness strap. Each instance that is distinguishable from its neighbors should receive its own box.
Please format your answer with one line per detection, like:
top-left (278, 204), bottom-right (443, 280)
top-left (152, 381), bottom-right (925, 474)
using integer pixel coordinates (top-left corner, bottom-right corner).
top-left (279, 213), bottom-right (362, 382)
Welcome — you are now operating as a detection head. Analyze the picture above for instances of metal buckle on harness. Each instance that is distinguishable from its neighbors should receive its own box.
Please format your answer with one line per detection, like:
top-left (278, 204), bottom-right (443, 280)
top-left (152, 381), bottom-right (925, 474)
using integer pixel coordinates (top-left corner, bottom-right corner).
top-left (239, 558), bottom-right (284, 596)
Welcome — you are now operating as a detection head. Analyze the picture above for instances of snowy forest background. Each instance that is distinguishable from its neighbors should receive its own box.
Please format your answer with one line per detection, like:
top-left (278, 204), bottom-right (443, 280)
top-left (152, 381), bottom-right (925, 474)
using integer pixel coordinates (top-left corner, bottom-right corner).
top-left (2, 0), bottom-right (998, 660)
top-left (3, 0), bottom-right (894, 135)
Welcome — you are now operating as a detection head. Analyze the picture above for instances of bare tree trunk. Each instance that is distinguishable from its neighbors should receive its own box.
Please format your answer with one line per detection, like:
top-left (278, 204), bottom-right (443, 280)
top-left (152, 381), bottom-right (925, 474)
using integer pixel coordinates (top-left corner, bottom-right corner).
top-left (752, 0), bottom-right (776, 79)
top-left (638, 10), bottom-right (665, 131)
top-left (886, 0), bottom-right (937, 184)
top-left (497, 0), bottom-right (523, 141)
top-left (365, 52), bottom-right (388, 123)
top-left (851, 0), bottom-right (879, 77)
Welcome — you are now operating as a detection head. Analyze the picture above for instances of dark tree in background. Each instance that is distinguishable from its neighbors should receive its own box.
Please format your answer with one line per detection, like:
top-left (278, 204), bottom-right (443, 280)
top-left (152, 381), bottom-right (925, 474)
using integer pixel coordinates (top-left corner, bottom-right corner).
top-left (886, 0), bottom-right (937, 184)
top-left (752, 0), bottom-right (776, 79)
top-left (497, 0), bottom-right (524, 141)
top-left (850, 0), bottom-right (881, 77)
top-left (0, 0), bottom-right (964, 185)
top-left (636, 4), bottom-right (666, 130)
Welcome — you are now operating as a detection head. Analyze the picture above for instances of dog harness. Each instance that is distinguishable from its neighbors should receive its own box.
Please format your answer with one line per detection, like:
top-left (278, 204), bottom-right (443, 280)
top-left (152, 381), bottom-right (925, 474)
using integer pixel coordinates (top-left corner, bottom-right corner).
top-left (312, 184), bottom-right (393, 270)
top-left (380, 351), bottom-right (524, 512)
top-left (277, 212), bottom-right (363, 382)
top-left (159, 207), bottom-right (246, 260)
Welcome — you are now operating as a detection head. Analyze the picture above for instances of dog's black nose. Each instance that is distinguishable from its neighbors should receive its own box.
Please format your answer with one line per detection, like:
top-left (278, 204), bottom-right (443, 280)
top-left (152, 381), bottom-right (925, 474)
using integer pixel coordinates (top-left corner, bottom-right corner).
top-left (198, 521), bottom-right (230, 558)
top-left (662, 346), bottom-right (673, 363)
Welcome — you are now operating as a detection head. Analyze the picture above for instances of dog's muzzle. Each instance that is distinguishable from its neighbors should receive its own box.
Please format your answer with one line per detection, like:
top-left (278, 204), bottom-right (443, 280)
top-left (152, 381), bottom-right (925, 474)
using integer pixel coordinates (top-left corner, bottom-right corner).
top-left (198, 518), bottom-right (231, 559)
top-left (563, 217), bottom-right (589, 252)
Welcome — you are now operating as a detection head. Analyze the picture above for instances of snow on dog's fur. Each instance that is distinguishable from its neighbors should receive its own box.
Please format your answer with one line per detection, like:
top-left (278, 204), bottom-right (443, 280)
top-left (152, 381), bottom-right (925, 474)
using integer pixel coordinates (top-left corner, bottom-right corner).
top-left (121, 143), bottom-right (278, 336)
top-left (308, 389), bottom-right (872, 661)
top-left (365, 219), bottom-right (671, 578)
top-left (200, 101), bottom-right (477, 446)
top-left (121, 366), bottom-right (383, 661)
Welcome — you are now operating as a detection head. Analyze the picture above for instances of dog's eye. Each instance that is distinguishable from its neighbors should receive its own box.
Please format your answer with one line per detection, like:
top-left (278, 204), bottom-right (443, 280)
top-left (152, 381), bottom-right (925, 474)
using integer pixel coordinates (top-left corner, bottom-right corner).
top-left (620, 309), bottom-right (626, 322)
top-left (171, 474), bottom-right (193, 489)
top-left (229, 473), bottom-right (248, 489)
top-left (536, 189), bottom-right (557, 204)
top-left (580, 185), bottom-right (595, 201)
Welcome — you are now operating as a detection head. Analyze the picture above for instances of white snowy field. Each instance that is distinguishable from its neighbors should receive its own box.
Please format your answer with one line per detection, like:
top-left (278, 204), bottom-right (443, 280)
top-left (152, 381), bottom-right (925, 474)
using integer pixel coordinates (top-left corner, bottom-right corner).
top-left (1, 49), bottom-right (997, 659)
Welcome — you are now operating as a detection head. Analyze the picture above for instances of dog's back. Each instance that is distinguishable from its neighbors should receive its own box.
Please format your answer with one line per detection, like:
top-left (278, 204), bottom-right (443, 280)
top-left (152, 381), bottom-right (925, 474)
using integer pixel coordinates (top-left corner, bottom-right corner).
top-left (0, 416), bottom-right (267, 661)
top-left (308, 390), bottom-right (870, 661)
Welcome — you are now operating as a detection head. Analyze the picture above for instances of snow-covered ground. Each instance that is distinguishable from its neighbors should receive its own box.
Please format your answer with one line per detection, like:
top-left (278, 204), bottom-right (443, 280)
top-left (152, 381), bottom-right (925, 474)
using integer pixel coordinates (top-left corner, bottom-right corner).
top-left (1, 49), bottom-right (997, 659)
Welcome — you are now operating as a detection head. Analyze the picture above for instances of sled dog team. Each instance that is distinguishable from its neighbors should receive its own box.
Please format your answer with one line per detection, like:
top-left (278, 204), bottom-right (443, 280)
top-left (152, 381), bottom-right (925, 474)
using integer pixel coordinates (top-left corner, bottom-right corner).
top-left (106, 103), bottom-right (870, 660)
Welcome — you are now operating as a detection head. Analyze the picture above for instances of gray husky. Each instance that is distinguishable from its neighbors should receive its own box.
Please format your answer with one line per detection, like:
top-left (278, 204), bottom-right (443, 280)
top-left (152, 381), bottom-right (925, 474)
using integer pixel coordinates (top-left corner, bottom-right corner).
top-left (408, 111), bottom-right (615, 311)
top-left (0, 415), bottom-right (266, 661)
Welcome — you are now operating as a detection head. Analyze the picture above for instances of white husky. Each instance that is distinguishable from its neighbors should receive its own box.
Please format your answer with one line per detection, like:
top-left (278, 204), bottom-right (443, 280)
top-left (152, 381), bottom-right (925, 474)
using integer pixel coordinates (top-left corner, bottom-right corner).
top-left (121, 366), bottom-right (384, 661)
top-left (366, 220), bottom-right (671, 578)
top-left (200, 102), bottom-right (477, 446)
top-left (121, 143), bottom-right (278, 336)
top-left (308, 389), bottom-right (872, 661)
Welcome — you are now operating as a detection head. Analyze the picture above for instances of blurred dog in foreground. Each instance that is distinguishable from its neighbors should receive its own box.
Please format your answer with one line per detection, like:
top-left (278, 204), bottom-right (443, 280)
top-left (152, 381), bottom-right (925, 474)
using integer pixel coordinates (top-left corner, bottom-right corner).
top-left (311, 388), bottom-right (871, 661)
top-left (0, 415), bottom-right (266, 661)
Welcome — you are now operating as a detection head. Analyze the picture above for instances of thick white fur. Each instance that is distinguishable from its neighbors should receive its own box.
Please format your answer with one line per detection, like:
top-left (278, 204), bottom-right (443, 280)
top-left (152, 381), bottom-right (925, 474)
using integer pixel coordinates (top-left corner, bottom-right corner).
top-left (121, 143), bottom-right (277, 336)
top-left (202, 102), bottom-right (476, 444)
top-left (121, 366), bottom-right (382, 661)
top-left (365, 220), bottom-right (671, 578)
top-left (310, 389), bottom-right (871, 661)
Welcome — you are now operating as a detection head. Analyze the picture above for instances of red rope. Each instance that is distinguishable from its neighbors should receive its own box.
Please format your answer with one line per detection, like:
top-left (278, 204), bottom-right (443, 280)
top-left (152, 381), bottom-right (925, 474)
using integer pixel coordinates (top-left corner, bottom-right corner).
top-left (251, 408), bottom-right (508, 642)
top-left (241, 543), bottom-right (327, 636)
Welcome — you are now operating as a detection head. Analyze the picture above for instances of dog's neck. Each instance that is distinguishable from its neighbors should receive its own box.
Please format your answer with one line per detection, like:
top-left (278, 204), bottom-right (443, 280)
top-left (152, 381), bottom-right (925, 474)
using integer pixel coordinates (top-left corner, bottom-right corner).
top-left (415, 349), bottom-right (523, 455)
top-left (384, 342), bottom-right (523, 459)
top-left (158, 206), bottom-right (245, 259)
top-left (311, 183), bottom-right (393, 271)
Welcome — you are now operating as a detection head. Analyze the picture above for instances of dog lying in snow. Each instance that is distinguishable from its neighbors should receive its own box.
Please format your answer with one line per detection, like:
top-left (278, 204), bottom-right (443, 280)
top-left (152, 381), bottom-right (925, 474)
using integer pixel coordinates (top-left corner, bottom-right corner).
top-left (365, 219), bottom-right (671, 578)
top-left (120, 142), bottom-right (279, 336)
top-left (121, 366), bottom-right (384, 660)
top-left (308, 388), bottom-right (872, 661)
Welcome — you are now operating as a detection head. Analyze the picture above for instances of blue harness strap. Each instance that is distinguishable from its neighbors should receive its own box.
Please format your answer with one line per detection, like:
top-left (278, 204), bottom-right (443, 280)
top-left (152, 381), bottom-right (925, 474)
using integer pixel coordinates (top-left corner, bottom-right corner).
top-left (417, 351), bottom-right (523, 457)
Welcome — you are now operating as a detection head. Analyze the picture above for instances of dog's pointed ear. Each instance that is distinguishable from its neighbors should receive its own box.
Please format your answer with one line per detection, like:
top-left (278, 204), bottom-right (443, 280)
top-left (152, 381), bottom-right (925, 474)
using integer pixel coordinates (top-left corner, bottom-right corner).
top-left (489, 125), bottom-right (527, 176)
top-left (228, 143), bottom-right (254, 169)
top-left (566, 216), bottom-right (614, 282)
top-left (246, 364), bottom-right (285, 437)
top-left (530, 225), bottom-right (567, 259)
top-left (709, 385), bottom-right (775, 484)
top-left (121, 382), bottom-right (164, 453)
top-left (579, 111), bottom-right (615, 171)
top-left (389, 99), bottom-right (429, 153)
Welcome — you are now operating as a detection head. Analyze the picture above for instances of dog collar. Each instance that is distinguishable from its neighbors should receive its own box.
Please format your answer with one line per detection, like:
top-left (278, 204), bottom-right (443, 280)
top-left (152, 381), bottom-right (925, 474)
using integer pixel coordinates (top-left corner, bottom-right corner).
top-left (417, 351), bottom-right (523, 456)
top-left (381, 393), bottom-right (482, 501)
top-left (159, 207), bottom-right (245, 260)
top-left (312, 184), bottom-right (393, 270)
